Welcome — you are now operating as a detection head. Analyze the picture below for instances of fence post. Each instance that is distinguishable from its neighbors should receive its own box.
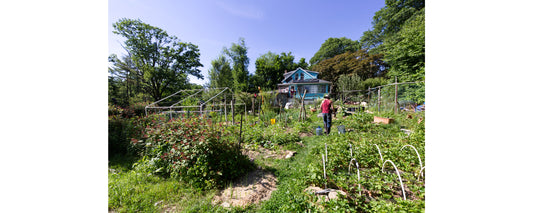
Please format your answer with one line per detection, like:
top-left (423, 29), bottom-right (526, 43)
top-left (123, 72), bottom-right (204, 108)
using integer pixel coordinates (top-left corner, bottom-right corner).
top-left (239, 111), bottom-right (243, 148)
top-left (224, 94), bottom-right (227, 124)
top-left (378, 87), bottom-right (381, 112)
top-left (231, 98), bottom-right (234, 125)
top-left (252, 96), bottom-right (255, 115)
top-left (394, 77), bottom-right (398, 114)
top-left (368, 87), bottom-right (371, 109)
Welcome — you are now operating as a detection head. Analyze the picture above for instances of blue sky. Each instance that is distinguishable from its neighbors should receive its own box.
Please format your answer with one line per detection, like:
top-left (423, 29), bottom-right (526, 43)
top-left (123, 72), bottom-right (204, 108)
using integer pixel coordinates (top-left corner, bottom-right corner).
top-left (108, 0), bottom-right (385, 85)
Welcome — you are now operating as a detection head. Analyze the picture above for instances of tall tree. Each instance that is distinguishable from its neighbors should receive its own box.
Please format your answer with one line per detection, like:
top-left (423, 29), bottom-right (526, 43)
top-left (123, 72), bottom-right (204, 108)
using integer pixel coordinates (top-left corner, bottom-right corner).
top-left (112, 18), bottom-right (203, 101)
top-left (312, 49), bottom-right (387, 87)
top-left (108, 54), bottom-right (147, 105)
top-left (309, 37), bottom-right (361, 66)
top-left (361, 0), bottom-right (425, 52)
top-left (223, 38), bottom-right (249, 92)
top-left (254, 51), bottom-right (300, 90)
top-left (279, 52), bottom-right (298, 72)
top-left (207, 55), bottom-right (233, 89)
top-left (254, 51), bottom-right (281, 90)
top-left (383, 8), bottom-right (425, 103)
top-left (383, 8), bottom-right (425, 82)
top-left (297, 58), bottom-right (309, 69)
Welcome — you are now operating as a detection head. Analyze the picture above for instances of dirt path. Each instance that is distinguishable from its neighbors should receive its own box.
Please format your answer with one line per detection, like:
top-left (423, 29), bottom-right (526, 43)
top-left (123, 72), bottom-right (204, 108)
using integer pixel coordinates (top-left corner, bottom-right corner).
top-left (212, 168), bottom-right (277, 208)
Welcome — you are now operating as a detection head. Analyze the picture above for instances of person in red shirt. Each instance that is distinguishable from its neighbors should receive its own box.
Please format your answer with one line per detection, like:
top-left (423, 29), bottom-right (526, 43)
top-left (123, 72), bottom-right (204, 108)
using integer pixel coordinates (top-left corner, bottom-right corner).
top-left (321, 94), bottom-right (333, 135)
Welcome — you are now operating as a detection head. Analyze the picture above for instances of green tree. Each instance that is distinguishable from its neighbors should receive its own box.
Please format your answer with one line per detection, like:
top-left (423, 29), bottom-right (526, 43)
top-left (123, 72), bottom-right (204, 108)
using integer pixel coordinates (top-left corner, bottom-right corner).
top-left (297, 58), bottom-right (309, 69)
top-left (207, 55), bottom-right (233, 89)
top-left (383, 9), bottom-right (425, 103)
top-left (361, 0), bottom-right (425, 53)
top-left (337, 74), bottom-right (362, 92)
top-left (254, 51), bottom-right (301, 90)
top-left (108, 54), bottom-right (148, 106)
top-left (112, 18), bottom-right (203, 101)
top-left (309, 37), bottom-right (361, 66)
top-left (383, 8), bottom-right (425, 82)
top-left (279, 52), bottom-right (298, 72)
top-left (313, 49), bottom-right (387, 86)
top-left (254, 51), bottom-right (281, 90)
top-left (223, 38), bottom-right (249, 92)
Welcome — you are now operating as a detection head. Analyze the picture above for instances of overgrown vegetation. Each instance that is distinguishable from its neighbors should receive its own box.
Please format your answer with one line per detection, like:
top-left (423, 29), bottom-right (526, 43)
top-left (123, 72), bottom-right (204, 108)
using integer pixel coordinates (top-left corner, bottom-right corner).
top-left (108, 1), bottom-right (425, 211)
top-left (109, 103), bottom-right (424, 212)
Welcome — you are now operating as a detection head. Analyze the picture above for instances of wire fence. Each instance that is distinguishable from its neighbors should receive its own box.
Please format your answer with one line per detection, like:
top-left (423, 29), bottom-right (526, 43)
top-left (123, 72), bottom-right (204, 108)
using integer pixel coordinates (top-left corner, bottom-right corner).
top-left (338, 81), bottom-right (425, 113)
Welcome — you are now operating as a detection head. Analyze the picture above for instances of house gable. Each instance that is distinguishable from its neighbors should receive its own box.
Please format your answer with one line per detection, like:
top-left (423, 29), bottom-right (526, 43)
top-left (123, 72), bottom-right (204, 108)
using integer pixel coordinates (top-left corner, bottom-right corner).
top-left (281, 67), bottom-right (319, 83)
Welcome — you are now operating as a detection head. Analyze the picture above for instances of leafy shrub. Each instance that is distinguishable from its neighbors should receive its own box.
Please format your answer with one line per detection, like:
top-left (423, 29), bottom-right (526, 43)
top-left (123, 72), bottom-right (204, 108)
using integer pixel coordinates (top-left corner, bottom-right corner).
top-left (109, 104), bottom-right (124, 116)
top-left (130, 115), bottom-right (254, 189)
top-left (129, 101), bottom-right (150, 116)
top-left (108, 113), bottom-right (167, 158)
top-left (109, 104), bottom-right (134, 118)
top-left (108, 115), bottom-right (130, 157)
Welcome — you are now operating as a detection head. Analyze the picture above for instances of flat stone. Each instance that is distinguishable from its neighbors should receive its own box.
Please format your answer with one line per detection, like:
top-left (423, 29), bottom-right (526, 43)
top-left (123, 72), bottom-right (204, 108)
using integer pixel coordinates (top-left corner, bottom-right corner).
top-left (285, 151), bottom-right (296, 159)
top-left (328, 190), bottom-right (347, 200)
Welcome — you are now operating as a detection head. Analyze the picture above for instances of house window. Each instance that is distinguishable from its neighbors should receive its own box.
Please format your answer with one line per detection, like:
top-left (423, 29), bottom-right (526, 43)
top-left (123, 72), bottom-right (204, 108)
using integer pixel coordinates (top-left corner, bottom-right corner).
top-left (286, 76), bottom-right (292, 83)
top-left (298, 85), bottom-right (316, 94)
top-left (308, 85), bottom-right (318, 93)
top-left (317, 85), bottom-right (327, 93)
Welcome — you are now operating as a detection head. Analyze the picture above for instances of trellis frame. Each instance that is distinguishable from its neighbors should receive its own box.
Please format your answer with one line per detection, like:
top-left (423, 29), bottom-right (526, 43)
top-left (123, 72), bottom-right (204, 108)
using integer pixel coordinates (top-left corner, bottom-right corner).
top-left (144, 87), bottom-right (244, 120)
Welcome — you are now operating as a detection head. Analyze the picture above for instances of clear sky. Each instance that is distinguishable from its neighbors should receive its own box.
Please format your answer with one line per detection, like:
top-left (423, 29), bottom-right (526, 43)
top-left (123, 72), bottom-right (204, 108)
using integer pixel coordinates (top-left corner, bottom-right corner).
top-left (108, 0), bottom-right (385, 86)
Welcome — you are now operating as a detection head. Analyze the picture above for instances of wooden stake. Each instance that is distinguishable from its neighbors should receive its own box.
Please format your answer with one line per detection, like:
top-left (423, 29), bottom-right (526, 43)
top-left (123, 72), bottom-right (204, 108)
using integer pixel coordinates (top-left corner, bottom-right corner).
top-left (368, 87), bottom-right (371, 104)
top-left (395, 77), bottom-right (398, 114)
top-left (299, 90), bottom-right (307, 122)
top-left (231, 98), bottom-right (234, 125)
top-left (239, 111), bottom-right (243, 148)
top-left (378, 87), bottom-right (381, 112)
top-left (224, 94), bottom-right (227, 124)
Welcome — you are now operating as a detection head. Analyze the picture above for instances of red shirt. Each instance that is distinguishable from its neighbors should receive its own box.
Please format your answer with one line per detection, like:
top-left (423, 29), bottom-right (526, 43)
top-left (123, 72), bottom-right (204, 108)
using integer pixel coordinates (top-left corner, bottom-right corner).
top-left (321, 99), bottom-right (332, 113)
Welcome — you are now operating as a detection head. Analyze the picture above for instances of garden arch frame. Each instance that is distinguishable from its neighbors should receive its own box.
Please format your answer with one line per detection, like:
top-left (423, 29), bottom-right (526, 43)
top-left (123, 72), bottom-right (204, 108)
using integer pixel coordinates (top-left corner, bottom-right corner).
top-left (145, 87), bottom-right (242, 120)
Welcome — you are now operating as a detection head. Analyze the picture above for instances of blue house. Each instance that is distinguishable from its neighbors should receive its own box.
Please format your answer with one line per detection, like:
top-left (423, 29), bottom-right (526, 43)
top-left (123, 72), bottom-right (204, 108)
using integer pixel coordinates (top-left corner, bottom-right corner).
top-left (277, 67), bottom-right (332, 101)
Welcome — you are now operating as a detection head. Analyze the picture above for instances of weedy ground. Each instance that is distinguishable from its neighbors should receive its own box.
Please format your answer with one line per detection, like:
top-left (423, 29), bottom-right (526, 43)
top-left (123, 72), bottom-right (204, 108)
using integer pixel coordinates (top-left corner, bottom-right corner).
top-left (109, 109), bottom-right (425, 212)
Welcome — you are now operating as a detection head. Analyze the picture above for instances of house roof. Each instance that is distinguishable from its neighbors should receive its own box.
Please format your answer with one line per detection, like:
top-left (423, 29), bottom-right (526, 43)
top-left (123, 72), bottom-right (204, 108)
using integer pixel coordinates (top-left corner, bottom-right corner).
top-left (282, 67), bottom-right (319, 83)
top-left (283, 67), bottom-right (318, 78)
top-left (277, 79), bottom-right (331, 86)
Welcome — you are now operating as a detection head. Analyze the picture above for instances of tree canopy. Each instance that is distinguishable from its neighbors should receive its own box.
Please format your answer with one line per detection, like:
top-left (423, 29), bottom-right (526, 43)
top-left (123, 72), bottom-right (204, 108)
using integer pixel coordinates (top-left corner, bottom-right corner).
top-left (309, 37), bottom-right (361, 66)
top-left (223, 38), bottom-right (250, 92)
top-left (361, 0), bottom-right (424, 53)
top-left (383, 8), bottom-right (425, 82)
top-left (112, 18), bottom-right (203, 101)
top-left (254, 51), bottom-right (304, 90)
top-left (312, 49), bottom-right (387, 87)
top-left (207, 55), bottom-right (233, 89)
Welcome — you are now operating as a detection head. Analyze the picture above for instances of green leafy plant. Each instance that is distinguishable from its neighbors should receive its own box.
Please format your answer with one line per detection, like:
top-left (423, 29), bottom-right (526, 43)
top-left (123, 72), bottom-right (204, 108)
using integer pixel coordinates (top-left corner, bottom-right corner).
top-left (130, 115), bottom-right (254, 189)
